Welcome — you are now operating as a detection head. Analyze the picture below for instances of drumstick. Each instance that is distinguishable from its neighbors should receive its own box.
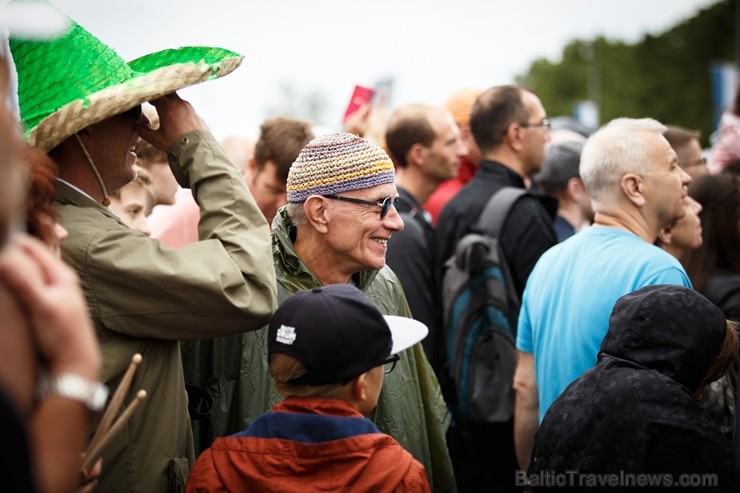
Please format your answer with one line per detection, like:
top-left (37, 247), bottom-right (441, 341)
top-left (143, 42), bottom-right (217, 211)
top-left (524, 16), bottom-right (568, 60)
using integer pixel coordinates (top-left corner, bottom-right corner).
top-left (82, 389), bottom-right (147, 471)
top-left (85, 353), bottom-right (141, 457)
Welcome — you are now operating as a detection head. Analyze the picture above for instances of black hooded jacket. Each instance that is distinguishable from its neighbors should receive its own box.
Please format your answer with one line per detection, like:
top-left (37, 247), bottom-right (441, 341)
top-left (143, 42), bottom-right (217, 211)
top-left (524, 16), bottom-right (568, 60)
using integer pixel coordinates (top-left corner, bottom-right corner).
top-left (528, 285), bottom-right (737, 492)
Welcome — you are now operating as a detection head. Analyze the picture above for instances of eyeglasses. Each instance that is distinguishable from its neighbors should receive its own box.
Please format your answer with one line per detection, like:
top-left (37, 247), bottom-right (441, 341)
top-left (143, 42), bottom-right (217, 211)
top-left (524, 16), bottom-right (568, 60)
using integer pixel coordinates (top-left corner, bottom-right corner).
top-left (323, 194), bottom-right (399, 219)
top-left (517, 118), bottom-right (551, 130)
top-left (679, 157), bottom-right (707, 169)
top-left (382, 353), bottom-right (400, 374)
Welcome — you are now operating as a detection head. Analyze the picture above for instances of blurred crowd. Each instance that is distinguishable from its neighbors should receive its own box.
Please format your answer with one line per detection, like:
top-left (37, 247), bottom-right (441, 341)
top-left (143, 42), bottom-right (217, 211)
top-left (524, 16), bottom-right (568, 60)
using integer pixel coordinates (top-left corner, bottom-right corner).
top-left (1, 2), bottom-right (740, 493)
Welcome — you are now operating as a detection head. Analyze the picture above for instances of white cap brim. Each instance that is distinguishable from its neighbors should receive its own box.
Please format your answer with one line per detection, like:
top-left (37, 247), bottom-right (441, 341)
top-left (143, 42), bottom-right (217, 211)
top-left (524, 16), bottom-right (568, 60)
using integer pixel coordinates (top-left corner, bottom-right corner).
top-left (383, 315), bottom-right (428, 355)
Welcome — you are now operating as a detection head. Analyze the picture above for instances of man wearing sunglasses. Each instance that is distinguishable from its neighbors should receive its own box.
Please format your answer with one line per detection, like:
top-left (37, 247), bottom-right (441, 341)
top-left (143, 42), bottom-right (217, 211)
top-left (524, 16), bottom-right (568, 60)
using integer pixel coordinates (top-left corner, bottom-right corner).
top-left (234, 132), bottom-right (457, 493)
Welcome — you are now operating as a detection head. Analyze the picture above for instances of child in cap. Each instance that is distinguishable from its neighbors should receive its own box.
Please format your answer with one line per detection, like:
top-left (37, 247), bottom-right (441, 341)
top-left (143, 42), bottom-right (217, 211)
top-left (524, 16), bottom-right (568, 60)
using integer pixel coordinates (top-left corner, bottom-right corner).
top-left (185, 284), bottom-right (432, 493)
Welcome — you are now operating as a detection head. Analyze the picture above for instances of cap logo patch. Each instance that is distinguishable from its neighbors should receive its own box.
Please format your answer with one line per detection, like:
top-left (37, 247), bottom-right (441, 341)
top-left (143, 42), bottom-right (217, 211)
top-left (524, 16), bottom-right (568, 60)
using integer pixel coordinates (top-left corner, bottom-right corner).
top-left (276, 325), bottom-right (297, 345)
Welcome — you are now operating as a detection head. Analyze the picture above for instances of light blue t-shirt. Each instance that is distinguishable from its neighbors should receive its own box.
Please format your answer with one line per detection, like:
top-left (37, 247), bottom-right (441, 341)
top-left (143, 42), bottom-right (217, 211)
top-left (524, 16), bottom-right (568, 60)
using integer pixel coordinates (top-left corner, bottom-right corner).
top-left (516, 226), bottom-right (691, 421)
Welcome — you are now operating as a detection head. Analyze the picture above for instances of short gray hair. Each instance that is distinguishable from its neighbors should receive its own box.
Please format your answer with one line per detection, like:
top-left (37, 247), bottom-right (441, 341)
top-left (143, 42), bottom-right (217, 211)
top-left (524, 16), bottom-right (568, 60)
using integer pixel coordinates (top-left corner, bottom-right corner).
top-left (580, 118), bottom-right (667, 211)
top-left (286, 202), bottom-right (308, 227)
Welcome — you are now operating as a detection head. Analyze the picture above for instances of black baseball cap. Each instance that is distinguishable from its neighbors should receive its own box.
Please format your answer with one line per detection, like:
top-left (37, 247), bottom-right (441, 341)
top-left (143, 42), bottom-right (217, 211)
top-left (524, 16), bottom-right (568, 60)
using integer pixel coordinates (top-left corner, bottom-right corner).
top-left (268, 284), bottom-right (428, 386)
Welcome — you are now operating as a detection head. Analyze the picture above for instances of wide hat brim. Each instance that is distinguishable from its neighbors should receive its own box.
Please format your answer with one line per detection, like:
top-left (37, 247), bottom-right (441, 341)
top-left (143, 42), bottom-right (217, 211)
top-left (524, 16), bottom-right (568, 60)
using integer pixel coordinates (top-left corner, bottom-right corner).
top-left (30, 47), bottom-right (242, 151)
top-left (9, 4), bottom-right (244, 152)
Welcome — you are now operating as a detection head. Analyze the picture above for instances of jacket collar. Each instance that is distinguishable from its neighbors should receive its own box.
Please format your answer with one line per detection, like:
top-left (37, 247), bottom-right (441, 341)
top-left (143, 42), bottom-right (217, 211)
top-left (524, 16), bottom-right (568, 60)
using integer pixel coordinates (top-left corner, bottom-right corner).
top-left (55, 178), bottom-right (119, 221)
top-left (396, 185), bottom-right (432, 228)
top-left (476, 160), bottom-right (558, 219)
top-left (477, 159), bottom-right (527, 188)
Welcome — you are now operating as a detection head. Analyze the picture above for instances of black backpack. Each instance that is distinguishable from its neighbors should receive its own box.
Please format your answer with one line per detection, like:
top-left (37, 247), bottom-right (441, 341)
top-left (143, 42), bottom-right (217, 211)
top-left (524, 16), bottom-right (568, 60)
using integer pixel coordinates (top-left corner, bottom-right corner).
top-left (441, 187), bottom-right (527, 424)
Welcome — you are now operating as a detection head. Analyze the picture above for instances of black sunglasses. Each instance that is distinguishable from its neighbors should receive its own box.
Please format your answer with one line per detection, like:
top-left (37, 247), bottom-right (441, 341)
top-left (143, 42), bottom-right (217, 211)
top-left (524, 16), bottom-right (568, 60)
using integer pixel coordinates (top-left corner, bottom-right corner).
top-left (323, 194), bottom-right (399, 219)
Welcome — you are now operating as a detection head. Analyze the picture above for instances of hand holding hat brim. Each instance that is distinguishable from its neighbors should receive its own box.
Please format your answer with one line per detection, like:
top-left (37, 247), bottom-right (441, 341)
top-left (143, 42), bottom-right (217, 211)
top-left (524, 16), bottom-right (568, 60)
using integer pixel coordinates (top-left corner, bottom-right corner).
top-left (137, 93), bottom-right (209, 151)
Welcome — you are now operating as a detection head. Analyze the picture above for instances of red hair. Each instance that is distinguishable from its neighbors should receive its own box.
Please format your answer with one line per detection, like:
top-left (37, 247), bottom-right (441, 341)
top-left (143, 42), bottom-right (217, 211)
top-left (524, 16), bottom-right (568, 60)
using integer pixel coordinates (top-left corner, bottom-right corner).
top-left (21, 146), bottom-right (59, 246)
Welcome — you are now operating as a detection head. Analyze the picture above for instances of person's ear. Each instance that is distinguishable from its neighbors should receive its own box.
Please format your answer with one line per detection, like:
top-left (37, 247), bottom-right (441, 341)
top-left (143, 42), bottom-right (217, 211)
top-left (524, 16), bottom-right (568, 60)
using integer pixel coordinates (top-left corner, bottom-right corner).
top-left (73, 128), bottom-right (100, 162)
top-left (621, 173), bottom-right (646, 207)
top-left (407, 143), bottom-right (426, 168)
top-left (567, 177), bottom-right (585, 200)
top-left (565, 177), bottom-right (582, 202)
top-left (657, 227), bottom-right (672, 245)
top-left (245, 157), bottom-right (258, 179)
top-left (507, 124), bottom-right (525, 152)
top-left (352, 372), bottom-right (368, 402)
top-left (304, 196), bottom-right (330, 233)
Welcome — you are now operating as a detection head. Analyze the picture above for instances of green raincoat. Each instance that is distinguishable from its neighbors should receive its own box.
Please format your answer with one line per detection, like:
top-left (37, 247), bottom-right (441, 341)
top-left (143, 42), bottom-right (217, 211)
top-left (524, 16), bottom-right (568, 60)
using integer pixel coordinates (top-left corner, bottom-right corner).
top-left (187, 208), bottom-right (456, 492)
top-left (56, 131), bottom-right (277, 493)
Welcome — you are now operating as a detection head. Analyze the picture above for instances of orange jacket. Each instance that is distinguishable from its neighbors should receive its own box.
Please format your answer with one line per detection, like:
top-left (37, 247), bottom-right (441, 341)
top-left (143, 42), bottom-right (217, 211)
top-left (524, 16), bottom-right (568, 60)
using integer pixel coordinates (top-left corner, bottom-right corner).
top-left (186, 398), bottom-right (432, 493)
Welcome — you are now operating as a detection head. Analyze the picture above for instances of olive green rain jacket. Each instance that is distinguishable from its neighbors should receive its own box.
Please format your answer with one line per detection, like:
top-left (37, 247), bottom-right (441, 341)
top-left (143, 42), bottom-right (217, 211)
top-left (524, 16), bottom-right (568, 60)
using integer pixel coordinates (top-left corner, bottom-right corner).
top-left (55, 131), bottom-right (277, 493)
top-left (232, 208), bottom-right (457, 493)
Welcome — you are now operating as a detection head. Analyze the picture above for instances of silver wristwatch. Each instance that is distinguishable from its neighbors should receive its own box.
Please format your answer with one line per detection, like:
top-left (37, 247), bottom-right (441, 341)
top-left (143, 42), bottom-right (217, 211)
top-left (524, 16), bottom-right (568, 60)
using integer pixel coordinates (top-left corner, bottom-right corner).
top-left (38, 373), bottom-right (109, 412)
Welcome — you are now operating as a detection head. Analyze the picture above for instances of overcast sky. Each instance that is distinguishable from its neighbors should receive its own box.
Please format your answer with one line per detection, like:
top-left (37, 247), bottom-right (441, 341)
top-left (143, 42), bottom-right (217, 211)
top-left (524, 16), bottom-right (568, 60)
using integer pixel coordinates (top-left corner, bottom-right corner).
top-left (48, 0), bottom-right (721, 139)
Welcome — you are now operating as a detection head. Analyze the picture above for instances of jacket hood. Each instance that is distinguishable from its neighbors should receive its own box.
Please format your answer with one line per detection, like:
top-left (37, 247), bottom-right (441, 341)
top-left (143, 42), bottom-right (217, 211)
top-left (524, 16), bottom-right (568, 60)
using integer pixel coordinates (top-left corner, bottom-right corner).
top-left (599, 285), bottom-right (727, 394)
top-left (271, 207), bottom-right (379, 290)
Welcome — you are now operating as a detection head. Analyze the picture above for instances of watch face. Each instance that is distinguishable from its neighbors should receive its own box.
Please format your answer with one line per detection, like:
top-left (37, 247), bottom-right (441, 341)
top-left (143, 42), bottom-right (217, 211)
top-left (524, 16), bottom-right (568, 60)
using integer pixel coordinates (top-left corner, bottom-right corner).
top-left (90, 383), bottom-right (110, 412)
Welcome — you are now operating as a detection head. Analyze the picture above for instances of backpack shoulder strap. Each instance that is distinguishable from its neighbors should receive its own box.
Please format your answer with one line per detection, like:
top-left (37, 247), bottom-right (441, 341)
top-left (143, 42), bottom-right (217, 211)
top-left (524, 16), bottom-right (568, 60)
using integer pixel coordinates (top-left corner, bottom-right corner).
top-left (475, 187), bottom-right (530, 237)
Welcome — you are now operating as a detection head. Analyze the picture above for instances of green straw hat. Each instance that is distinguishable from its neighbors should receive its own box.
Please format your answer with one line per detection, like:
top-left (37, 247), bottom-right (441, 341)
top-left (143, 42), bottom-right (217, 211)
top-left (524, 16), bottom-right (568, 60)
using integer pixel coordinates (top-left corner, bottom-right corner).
top-left (8, 3), bottom-right (243, 151)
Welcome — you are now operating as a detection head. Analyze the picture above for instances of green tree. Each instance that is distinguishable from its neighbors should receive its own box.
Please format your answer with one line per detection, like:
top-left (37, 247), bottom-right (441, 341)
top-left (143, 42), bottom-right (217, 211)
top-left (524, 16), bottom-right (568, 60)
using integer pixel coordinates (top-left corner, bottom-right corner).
top-left (516, 0), bottom-right (735, 145)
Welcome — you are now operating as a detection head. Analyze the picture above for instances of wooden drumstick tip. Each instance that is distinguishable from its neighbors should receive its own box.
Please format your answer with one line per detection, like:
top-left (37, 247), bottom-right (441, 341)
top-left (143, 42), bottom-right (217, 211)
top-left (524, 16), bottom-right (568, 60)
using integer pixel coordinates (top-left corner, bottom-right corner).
top-left (132, 353), bottom-right (142, 365)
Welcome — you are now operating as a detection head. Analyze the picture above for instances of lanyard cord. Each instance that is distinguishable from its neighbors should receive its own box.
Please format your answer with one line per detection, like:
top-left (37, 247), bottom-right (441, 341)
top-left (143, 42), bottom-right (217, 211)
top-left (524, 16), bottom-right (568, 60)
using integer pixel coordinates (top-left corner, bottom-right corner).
top-left (74, 133), bottom-right (111, 206)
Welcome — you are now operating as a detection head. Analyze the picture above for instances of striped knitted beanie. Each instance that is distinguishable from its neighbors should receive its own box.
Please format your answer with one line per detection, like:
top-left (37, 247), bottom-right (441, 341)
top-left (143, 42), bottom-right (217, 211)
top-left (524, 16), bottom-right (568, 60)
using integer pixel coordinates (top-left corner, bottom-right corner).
top-left (287, 132), bottom-right (395, 203)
